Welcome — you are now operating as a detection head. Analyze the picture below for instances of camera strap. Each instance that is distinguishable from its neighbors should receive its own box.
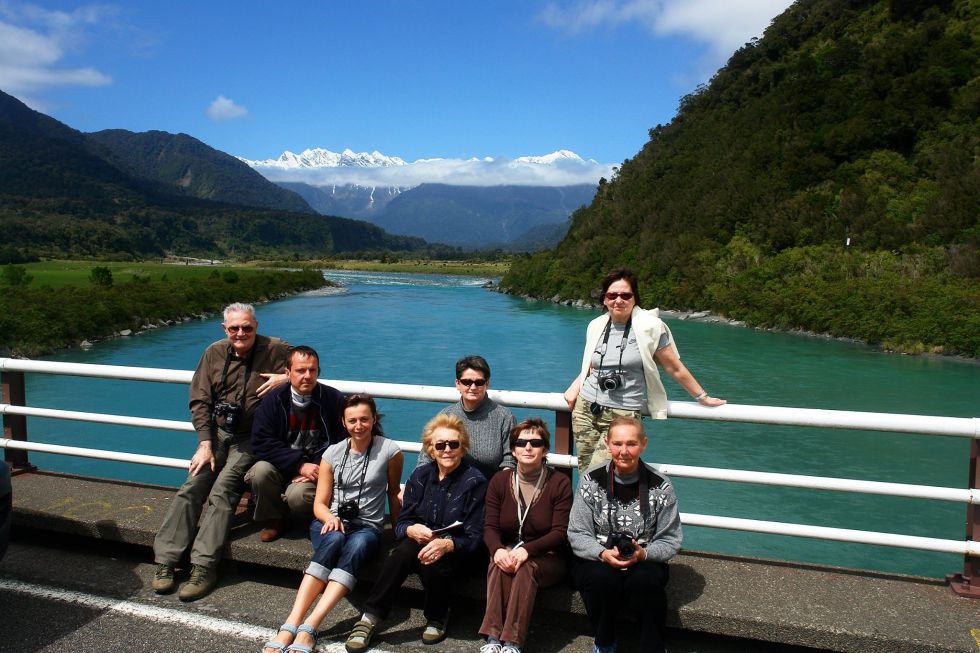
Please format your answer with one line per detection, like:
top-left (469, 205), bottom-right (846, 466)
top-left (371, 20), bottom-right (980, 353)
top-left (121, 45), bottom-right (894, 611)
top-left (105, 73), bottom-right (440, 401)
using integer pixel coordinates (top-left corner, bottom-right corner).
top-left (605, 460), bottom-right (650, 536)
top-left (213, 345), bottom-right (255, 408)
top-left (337, 437), bottom-right (375, 512)
top-left (595, 317), bottom-right (632, 380)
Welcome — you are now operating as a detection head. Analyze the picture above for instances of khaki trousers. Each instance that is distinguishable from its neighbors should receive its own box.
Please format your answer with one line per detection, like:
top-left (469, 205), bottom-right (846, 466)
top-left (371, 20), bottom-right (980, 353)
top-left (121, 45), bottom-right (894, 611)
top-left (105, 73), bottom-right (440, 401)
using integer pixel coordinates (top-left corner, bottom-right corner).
top-left (571, 395), bottom-right (642, 474)
top-left (152, 428), bottom-right (253, 568)
top-left (244, 460), bottom-right (316, 522)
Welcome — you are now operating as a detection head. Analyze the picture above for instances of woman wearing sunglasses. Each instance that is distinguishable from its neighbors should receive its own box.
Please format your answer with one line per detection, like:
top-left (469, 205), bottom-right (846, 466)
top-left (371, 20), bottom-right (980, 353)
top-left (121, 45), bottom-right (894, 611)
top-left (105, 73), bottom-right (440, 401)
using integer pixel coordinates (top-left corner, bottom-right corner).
top-left (478, 418), bottom-right (572, 653)
top-left (346, 413), bottom-right (488, 652)
top-left (564, 267), bottom-right (726, 474)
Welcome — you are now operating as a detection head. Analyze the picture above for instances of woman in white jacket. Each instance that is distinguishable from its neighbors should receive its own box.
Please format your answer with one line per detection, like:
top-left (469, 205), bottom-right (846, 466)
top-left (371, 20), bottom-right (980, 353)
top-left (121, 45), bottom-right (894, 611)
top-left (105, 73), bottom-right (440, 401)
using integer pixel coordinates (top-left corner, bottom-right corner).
top-left (563, 267), bottom-right (725, 473)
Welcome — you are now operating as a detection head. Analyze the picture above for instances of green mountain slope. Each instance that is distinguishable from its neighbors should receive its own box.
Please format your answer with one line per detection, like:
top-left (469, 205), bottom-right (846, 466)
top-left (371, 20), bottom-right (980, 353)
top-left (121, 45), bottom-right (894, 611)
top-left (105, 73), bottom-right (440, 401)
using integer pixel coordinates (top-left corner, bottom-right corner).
top-left (86, 129), bottom-right (314, 213)
top-left (502, 0), bottom-right (979, 356)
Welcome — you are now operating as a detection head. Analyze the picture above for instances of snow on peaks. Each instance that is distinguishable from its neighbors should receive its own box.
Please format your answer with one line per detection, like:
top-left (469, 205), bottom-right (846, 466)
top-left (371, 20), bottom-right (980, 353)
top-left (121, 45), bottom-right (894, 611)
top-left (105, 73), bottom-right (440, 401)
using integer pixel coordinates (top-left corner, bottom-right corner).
top-left (514, 150), bottom-right (583, 165)
top-left (240, 147), bottom-right (407, 169)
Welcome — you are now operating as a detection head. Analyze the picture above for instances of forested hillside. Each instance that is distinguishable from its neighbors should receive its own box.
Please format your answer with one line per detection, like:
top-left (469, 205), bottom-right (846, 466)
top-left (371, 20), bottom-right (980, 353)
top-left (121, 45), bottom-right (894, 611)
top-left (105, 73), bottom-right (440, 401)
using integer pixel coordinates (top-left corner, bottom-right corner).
top-left (87, 129), bottom-right (314, 213)
top-left (502, 0), bottom-right (979, 356)
top-left (0, 90), bottom-right (430, 261)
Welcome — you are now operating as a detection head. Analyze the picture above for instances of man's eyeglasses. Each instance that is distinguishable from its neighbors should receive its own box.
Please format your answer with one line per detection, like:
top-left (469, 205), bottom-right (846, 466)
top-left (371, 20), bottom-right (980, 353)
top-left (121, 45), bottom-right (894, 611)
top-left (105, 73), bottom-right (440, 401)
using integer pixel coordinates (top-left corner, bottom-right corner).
top-left (457, 378), bottom-right (487, 387)
top-left (514, 438), bottom-right (547, 448)
top-left (226, 325), bottom-right (255, 333)
top-left (434, 440), bottom-right (462, 451)
top-left (604, 292), bottom-right (634, 301)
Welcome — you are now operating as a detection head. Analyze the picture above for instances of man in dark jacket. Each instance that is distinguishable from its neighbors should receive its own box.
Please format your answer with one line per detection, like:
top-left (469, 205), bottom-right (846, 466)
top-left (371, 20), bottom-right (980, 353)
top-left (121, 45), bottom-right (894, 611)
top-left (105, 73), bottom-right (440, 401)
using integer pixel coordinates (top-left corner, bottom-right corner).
top-left (246, 345), bottom-right (346, 542)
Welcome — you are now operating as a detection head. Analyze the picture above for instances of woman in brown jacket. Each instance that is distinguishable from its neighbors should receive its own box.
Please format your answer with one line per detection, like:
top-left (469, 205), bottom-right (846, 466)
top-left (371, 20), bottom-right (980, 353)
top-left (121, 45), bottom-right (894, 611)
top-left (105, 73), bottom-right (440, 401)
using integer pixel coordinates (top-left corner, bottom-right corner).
top-left (478, 418), bottom-right (573, 653)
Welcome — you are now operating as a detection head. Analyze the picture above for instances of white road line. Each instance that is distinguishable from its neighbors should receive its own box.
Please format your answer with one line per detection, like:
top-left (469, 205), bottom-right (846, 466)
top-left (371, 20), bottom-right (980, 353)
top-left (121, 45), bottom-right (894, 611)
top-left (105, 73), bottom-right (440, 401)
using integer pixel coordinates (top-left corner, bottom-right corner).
top-left (0, 578), bottom-right (393, 653)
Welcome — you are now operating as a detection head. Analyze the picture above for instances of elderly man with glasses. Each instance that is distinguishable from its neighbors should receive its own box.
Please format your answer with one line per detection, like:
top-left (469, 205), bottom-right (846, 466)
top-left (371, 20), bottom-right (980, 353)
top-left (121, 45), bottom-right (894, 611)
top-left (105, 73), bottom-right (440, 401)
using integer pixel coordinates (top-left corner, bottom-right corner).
top-left (415, 355), bottom-right (515, 481)
top-left (151, 302), bottom-right (290, 601)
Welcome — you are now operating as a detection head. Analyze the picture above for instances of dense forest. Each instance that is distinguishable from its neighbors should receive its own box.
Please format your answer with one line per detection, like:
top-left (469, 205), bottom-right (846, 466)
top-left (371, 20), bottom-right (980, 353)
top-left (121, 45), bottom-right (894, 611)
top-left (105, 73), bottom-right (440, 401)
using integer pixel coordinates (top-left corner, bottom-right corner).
top-left (502, 0), bottom-right (979, 356)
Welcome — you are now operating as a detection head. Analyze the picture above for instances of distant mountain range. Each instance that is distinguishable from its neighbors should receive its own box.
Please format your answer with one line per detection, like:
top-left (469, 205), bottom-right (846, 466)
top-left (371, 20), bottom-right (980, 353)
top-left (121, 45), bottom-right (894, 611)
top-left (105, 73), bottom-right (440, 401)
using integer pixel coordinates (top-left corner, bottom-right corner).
top-left (241, 148), bottom-right (598, 250)
top-left (0, 89), bottom-right (430, 260)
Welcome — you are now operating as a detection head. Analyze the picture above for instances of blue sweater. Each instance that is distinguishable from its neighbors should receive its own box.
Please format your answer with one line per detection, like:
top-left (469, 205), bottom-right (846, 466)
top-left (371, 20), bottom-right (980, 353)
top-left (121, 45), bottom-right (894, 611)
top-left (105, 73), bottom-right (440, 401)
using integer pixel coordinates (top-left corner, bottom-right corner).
top-left (396, 459), bottom-right (487, 554)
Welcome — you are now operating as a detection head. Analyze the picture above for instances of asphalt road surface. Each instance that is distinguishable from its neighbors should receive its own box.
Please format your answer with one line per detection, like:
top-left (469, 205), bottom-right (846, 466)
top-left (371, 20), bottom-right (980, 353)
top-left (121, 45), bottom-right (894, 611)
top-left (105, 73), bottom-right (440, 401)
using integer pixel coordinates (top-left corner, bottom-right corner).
top-left (0, 531), bottom-right (817, 653)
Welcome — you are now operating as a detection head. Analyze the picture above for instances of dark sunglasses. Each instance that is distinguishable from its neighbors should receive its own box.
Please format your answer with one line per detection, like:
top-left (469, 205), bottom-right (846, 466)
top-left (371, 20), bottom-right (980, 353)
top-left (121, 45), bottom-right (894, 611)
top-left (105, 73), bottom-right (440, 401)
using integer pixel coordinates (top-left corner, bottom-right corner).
top-left (514, 438), bottom-right (547, 448)
top-left (604, 292), bottom-right (634, 301)
top-left (225, 324), bottom-right (255, 333)
top-left (457, 378), bottom-right (487, 387)
top-left (434, 440), bottom-right (462, 451)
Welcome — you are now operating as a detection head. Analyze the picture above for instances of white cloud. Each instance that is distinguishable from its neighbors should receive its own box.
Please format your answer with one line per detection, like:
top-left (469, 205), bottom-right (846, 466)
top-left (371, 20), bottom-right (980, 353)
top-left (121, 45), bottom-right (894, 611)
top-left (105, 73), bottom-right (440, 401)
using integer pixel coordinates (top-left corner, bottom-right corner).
top-left (539, 0), bottom-right (793, 59)
top-left (0, 3), bottom-right (112, 103)
top-left (206, 95), bottom-right (248, 122)
top-left (247, 153), bottom-right (615, 188)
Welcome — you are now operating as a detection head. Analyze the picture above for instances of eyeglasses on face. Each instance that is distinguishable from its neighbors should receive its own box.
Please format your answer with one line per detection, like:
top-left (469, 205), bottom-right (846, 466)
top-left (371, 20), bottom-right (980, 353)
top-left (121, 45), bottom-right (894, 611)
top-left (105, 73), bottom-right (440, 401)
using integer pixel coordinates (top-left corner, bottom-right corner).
top-left (457, 378), bottom-right (487, 387)
top-left (514, 438), bottom-right (547, 448)
top-left (434, 440), bottom-right (462, 451)
top-left (225, 324), bottom-right (254, 333)
top-left (604, 292), bottom-right (634, 301)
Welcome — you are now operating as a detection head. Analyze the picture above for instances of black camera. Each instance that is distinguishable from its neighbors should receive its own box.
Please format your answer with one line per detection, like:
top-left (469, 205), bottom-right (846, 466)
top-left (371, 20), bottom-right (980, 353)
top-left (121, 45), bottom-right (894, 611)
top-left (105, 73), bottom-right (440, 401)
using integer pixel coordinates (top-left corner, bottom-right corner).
top-left (337, 499), bottom-right (360, 521)
top-left (597, 371), bottom-right (624, 391)
top-left (604, 530), bottom-right (636, 558)
top-left (212, 401), bottom-right (243, 429)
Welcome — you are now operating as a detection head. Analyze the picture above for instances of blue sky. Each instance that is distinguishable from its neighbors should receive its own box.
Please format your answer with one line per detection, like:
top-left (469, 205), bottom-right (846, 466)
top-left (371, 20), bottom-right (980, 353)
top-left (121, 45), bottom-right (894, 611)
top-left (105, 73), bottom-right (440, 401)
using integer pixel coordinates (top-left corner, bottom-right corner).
top-left (1, 0), bottom-right (793, 174)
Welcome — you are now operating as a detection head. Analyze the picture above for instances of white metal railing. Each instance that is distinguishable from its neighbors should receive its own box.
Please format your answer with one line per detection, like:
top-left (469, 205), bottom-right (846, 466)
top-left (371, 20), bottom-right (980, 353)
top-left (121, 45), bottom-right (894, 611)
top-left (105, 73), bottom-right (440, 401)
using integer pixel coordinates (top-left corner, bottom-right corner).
top-left (1, 358), bottom-right (978, 559)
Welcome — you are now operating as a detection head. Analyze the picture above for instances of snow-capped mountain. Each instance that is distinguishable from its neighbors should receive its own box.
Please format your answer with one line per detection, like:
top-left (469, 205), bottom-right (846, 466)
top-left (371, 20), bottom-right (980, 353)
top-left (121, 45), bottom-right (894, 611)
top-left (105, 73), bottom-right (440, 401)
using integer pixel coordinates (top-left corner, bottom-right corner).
top-left (239, 148), bottom-right (407, 170)
top-left (514, 150), bottom-right (586, 165)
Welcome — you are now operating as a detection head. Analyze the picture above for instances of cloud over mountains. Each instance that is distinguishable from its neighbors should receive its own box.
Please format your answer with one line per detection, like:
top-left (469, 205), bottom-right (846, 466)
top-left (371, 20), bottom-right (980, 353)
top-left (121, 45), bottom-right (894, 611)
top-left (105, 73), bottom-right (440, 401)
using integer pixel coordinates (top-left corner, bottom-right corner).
top-left (240, 148), bottom-right (614, 188)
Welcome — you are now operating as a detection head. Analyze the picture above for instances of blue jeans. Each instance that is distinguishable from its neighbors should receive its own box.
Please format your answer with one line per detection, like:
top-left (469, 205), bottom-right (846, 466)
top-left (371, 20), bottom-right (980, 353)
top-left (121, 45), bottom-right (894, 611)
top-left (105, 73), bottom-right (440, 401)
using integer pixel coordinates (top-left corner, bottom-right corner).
top-left (306, 520), bottom-right (381, 590)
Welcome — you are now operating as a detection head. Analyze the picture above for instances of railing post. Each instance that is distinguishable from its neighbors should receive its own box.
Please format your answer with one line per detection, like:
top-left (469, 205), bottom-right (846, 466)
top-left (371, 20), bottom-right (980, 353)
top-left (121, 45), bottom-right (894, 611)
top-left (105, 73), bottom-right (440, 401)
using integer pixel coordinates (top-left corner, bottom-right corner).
top-left (947, 436), bottom-right (980, 598)
top-left (2, 369), bottom-right (33, 472)
top-left (554, 409), bottom-right (573, 481)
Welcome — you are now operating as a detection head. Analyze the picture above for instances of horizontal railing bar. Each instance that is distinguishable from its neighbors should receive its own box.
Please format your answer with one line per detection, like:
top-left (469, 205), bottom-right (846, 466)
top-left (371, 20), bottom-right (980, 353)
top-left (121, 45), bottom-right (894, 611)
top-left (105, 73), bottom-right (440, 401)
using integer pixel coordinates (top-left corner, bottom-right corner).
top-left (681, 512), bottom-right (980, 557)
top-left (1, 358), bottom-right (192, 384)
top-left (5, 434), bottom-right (974, 557)
top-left (1, 404), bottom-right (194, 432)
top-left (3, 402), bottom-right (973, 502)
top-left (3, 358), bottom-right (977, 438)
top-left (0, 439), bottom-right (190, 469)
top-left (654, 463), bottom-right (977, 503)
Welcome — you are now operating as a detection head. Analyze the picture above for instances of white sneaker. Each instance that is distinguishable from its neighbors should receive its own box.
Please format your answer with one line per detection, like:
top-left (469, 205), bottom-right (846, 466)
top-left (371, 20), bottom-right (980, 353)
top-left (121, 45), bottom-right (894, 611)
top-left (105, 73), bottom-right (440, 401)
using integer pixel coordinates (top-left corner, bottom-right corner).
top-left (500, 645), bottom-right (522, 653)
top-left (479, 643), bottom-right (502, 653)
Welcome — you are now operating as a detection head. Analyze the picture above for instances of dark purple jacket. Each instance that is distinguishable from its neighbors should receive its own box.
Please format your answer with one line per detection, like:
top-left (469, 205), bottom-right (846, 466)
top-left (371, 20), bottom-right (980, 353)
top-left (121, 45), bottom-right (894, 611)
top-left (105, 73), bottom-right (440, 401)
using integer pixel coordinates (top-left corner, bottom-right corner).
top-left (250, 382), bottom-right (346, 475)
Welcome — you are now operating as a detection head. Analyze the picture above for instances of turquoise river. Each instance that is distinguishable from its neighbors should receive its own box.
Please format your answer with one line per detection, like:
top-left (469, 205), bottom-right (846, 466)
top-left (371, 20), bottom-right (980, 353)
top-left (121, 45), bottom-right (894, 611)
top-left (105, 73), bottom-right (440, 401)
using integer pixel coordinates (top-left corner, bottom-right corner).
top-left (22, 270), bottom-right (980, 579)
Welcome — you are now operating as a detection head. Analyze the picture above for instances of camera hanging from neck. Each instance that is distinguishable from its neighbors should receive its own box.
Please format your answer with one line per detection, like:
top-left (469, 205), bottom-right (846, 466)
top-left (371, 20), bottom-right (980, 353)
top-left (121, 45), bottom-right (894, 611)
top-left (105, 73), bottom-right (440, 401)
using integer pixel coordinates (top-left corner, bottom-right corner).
top-left (596, 316), bottom-right (632, 383)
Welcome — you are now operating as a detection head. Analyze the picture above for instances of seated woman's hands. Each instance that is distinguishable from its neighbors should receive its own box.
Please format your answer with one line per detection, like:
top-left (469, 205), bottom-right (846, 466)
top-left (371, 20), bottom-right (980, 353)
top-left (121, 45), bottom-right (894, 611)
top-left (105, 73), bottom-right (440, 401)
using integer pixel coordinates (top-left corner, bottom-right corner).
top-left (406, 523), bottom-right (434, 544)
top-left (320, 513), bottom-right (344, 534)
top-left (599, 539), bottom-right (647, 569)
top-left (492, 546), bottom-right (529, 573)
top-left (418, 536), bottom-right (454, 565)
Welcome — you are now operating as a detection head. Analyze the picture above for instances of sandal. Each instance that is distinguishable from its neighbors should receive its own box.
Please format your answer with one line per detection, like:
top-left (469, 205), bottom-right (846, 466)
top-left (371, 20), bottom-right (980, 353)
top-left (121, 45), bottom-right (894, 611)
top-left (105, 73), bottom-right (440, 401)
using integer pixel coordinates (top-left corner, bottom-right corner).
top-left (345, 619), bottom-right (376, 653)
top-left (285, 624), bottom-right (317, 653)
top-left (262, 624), bottom-right (297, 653)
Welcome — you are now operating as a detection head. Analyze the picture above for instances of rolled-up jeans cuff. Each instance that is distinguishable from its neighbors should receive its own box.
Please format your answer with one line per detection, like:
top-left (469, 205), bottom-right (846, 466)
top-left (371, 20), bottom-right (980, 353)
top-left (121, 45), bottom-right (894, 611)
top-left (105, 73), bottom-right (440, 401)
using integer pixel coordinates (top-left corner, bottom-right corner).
top-left (328, 567), bottom-right (357, 590)
top-left (305, 561), bottom-right (331, 583)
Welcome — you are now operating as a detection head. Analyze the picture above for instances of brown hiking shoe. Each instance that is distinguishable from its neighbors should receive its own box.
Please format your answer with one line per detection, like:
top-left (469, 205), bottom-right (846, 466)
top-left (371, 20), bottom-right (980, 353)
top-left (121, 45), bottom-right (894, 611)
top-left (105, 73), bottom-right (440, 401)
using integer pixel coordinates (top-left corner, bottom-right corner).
top-left (260, 519), bottom-right (285, 542)
top-left (152, 563), bottom-right (176, 594)
top-left (178, 564), bottom-right (217, 602)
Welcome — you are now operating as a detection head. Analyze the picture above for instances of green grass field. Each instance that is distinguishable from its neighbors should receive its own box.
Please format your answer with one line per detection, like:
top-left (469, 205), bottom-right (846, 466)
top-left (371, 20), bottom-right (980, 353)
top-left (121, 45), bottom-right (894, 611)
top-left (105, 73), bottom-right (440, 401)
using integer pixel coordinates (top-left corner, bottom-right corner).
top-left (317, 259), bottom-right (510, 276)
top-left (14, 260), bottom-right (282, 289)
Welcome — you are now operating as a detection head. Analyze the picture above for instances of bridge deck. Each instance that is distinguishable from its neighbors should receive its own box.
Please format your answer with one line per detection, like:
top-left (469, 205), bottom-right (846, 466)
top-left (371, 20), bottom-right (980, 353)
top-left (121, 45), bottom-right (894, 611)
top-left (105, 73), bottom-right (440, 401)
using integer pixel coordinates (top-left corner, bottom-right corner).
top-left (9, 470), bottom-right (979, 653)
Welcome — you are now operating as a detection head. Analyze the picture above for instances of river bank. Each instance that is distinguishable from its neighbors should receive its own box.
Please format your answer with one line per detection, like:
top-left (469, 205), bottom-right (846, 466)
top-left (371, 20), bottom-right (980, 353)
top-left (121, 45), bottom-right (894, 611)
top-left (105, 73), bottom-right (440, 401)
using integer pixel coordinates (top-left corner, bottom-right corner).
top-left (0, 265), bottom-right (329, 358)
top-left (493, 286), bottom-right (980, 362)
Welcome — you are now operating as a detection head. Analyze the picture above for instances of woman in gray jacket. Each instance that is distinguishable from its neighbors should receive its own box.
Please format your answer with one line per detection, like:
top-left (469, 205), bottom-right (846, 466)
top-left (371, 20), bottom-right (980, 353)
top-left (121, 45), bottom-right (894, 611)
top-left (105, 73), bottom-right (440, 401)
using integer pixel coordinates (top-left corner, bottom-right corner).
top-left (568, 416), bottom-right (682, 653)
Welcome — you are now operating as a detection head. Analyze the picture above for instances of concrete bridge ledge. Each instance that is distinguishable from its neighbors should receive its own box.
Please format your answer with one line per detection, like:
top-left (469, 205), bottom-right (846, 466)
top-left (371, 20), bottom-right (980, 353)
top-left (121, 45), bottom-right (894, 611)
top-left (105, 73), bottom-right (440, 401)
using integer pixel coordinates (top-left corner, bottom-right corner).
top-left (8, 470), bottom-right (979, 653)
